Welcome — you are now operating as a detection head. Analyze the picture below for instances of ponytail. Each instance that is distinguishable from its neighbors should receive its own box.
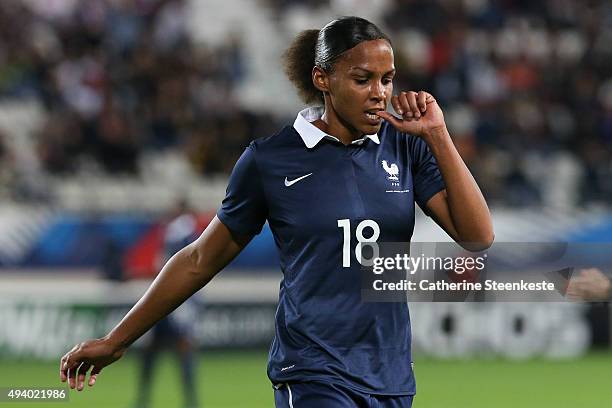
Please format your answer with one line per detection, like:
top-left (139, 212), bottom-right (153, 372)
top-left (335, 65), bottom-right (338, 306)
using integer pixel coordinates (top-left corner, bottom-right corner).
top-left (283, 29), bottom-right (322, 104)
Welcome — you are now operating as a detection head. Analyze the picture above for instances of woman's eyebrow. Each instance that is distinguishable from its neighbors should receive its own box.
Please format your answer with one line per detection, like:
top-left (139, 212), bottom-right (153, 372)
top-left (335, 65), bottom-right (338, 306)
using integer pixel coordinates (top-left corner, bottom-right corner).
top-left (349, 67), bottom-right (396, 75)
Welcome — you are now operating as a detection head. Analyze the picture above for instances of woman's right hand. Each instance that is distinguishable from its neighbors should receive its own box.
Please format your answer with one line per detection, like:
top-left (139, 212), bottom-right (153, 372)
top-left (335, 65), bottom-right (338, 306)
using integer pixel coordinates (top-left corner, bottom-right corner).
top-left (60, 337), bottom-right (126, 391)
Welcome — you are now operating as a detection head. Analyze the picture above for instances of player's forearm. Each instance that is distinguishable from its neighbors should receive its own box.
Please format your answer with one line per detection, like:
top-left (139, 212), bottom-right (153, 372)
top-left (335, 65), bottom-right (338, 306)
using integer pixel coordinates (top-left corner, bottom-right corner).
top-left (102, 217), bottom-right (247, 353)
top-left (424, 126), bottom-right (494, 247)
top-left (103, 246), bottom-right (213, 352)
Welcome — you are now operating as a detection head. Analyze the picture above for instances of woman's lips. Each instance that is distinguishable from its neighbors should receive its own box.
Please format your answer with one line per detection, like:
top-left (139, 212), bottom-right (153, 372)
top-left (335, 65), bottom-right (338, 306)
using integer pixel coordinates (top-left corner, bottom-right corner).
top-left (365, 111), bottom-right (382, 125)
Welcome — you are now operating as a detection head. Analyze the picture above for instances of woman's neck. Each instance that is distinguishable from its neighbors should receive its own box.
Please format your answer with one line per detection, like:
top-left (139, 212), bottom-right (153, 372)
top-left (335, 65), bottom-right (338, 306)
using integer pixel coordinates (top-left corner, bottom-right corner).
top-left (313, 107), bottom-right (361, 146)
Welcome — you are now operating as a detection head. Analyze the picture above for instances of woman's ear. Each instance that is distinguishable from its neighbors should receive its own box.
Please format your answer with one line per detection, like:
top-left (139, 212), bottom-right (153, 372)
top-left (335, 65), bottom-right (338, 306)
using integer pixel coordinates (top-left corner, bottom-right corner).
top-left (312, 66), bottom-right (330, 93)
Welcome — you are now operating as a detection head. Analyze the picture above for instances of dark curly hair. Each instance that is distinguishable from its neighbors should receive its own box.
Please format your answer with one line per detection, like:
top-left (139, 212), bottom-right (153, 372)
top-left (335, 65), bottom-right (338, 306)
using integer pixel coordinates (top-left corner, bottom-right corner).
top-left (283, 16), bottom-right (391, 105)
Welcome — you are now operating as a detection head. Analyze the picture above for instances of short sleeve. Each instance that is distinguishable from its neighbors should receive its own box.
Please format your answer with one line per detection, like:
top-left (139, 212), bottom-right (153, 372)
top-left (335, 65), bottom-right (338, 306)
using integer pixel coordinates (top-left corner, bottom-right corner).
top-left (216, 144), bottom-right (267, 235)
top-left (409, 135), bottom-right (446, 213)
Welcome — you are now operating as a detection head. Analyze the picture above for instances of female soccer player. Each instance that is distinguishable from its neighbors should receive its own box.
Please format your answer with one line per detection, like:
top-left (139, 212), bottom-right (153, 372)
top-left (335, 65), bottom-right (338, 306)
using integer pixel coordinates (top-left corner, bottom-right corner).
top-left (60, 16), bottom-right (493, 407)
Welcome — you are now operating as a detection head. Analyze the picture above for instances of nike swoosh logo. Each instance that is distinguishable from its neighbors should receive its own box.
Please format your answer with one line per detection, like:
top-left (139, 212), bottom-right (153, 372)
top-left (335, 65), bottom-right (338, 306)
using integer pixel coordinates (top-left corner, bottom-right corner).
top-left (284, 173), bottom-right (313, 187)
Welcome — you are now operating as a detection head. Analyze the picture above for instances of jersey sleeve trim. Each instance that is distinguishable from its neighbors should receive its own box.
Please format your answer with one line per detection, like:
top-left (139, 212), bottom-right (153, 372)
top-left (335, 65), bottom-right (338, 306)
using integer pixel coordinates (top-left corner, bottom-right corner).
top-left (415, 183), bottom-right (445, 215)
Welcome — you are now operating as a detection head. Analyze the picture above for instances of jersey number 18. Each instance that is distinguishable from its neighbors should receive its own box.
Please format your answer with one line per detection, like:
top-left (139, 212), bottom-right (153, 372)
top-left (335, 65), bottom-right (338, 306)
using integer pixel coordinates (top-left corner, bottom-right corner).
top-left (337, 219), bottom-right (380, 267)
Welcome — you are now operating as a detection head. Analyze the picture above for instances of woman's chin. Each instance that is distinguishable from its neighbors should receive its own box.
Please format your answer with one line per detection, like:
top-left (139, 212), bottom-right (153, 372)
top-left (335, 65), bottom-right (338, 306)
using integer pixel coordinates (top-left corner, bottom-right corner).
top-left (363, 122), bottom-right (382, 135)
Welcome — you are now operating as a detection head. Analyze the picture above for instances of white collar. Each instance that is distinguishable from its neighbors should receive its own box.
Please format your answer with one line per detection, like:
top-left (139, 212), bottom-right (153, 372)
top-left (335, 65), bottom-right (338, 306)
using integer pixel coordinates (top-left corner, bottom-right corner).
top-left (293, 106), bottom-right (381, 148)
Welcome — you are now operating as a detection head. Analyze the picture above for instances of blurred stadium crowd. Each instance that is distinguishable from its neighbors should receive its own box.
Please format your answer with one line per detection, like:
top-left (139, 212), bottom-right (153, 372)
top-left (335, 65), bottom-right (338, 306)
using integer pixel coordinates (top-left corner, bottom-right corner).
top-left (0, 0), bottom-right (611, 208)
top-left (0, 0), bottom-right (276, 178)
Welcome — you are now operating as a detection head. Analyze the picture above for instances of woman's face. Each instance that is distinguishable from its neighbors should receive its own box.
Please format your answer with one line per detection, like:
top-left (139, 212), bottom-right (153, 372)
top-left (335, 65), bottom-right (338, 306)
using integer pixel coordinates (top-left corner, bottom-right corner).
top-left (318, 39), bottom-right (395, 138)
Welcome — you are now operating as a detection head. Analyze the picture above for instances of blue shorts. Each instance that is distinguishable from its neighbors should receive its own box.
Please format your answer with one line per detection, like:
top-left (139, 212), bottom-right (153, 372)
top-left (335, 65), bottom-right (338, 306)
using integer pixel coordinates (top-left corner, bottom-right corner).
top-left (274, 382), bottom-right (414, 408)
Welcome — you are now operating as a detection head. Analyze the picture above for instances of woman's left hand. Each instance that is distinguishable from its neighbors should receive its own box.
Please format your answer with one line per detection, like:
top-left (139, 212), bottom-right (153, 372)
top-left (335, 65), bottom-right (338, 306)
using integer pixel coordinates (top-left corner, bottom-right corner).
top-left (376, 91), bottom-right (446, 140)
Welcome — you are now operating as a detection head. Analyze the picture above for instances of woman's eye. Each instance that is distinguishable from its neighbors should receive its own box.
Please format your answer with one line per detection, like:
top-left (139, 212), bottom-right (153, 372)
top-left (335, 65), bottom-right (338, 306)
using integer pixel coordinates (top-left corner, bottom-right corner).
top-left (383, 78), bottom-right (393, 85)
top-left (355, 78), bottom-right (368, 84)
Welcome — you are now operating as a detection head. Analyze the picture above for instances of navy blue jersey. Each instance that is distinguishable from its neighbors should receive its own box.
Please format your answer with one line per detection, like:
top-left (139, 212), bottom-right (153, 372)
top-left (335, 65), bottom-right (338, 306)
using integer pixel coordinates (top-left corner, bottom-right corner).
top-left (217, 107), bottom-right (445, 395)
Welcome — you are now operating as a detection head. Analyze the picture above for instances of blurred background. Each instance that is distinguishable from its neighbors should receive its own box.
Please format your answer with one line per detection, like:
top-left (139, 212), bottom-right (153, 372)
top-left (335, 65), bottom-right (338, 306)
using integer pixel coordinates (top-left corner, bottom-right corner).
top-left (0, 0), bottom-right (611, 407)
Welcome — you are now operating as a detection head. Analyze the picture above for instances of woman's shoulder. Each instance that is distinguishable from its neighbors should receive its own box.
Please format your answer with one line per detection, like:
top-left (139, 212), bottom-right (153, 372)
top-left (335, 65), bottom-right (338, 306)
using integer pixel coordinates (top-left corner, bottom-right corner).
top-left (249, 125), bottom-right (302, 153)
